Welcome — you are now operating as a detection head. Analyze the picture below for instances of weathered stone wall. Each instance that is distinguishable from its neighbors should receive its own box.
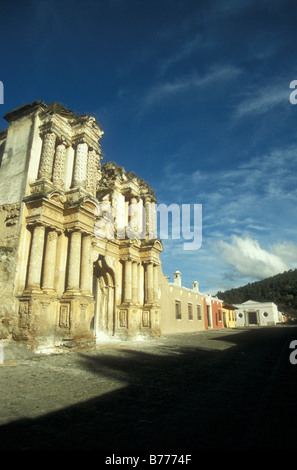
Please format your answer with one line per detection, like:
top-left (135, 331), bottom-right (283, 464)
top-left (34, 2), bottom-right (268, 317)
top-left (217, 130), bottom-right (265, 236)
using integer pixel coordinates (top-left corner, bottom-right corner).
top-left (0, 102), bottom-right (164, 352)
top-left (0, 203), bottom-right (21, 340)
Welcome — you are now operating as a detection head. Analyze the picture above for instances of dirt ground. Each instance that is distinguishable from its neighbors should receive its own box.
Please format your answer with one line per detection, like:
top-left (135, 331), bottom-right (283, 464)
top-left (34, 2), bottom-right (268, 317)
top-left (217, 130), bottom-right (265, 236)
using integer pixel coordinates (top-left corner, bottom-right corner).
top-left (0, 325), bottom-right (296, 455)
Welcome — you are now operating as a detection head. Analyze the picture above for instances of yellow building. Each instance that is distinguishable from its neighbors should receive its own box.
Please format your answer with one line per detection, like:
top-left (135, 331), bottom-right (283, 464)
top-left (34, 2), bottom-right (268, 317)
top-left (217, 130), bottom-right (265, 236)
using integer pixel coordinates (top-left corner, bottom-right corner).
top-left (160, 271), bottom-right (205, 334)
top-left (222, 302), bottom-right (237, 328)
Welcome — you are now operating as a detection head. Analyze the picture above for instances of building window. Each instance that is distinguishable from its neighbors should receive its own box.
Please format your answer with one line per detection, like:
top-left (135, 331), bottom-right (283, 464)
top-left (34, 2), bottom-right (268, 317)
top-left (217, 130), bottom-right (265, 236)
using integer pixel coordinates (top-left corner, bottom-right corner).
top-left (188, 303), bottom-right (193, 320)
top-left (218, 309), bottom-right (222, 322)
top-left (175, 301), bottom-right (181, 320)
top-left (197, 305), bottom-right (201, 320)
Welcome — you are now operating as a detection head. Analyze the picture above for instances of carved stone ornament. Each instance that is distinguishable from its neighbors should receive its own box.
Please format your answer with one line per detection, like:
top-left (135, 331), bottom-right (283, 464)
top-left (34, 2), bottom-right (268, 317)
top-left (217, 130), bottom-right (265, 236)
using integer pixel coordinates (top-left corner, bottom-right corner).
top-left (38, 132), bottom-right (57, 180)
top-left (119, 309), bottom-right (128, 328)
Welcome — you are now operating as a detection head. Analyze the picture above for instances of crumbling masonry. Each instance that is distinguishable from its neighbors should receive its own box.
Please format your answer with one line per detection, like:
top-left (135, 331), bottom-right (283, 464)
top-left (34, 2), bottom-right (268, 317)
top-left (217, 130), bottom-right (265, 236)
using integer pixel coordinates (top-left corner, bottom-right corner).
top-left (0, 101), bottom-right (163, 352)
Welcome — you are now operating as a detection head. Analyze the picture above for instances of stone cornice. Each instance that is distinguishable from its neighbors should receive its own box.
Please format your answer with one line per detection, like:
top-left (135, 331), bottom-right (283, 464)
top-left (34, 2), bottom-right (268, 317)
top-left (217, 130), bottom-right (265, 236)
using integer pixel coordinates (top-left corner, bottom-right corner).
top-left (4, 101), bottom-right (47, 123)
top-left (39, 113), bottom-right (72, 145)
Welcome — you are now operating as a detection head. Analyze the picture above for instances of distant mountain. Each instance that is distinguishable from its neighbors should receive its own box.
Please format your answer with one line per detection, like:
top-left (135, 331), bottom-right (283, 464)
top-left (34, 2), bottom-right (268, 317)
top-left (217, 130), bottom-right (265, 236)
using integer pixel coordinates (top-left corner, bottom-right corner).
top-left (216, 269), bottom-right (297, 318)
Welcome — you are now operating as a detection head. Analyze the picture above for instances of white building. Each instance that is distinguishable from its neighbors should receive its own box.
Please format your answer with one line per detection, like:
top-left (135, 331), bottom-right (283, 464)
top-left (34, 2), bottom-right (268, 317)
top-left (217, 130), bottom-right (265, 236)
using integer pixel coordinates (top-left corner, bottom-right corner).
top-left (234, 300), bottom-right (283, 327)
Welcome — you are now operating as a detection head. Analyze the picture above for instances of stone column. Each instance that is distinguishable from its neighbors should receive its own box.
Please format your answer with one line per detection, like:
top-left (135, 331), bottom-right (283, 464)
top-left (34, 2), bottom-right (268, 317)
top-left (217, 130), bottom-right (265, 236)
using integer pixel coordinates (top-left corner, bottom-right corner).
top-left (132, 261), bottom-right (138, 303)
top-left (145, 262), bottom-right (154, 304)
top-left (128, 197), bottom-right (138, 236)
top-left (66, 230), bottom-right (82, 293)
top-left (138, 263), bottom-right (144, 305)
top-left (80, 234), bottom-right (92, 295)
top-left (144, 197), bottom-right (150, 239)
top-left (42, 229), bottom-right (58, 293)
top-left (26, 224), bottom-right (46, 291)
top-left (86, 149), bottom-right (98, 196)
top-left (123, 259), bottom-right (132, 303)
top-left (52, 141), bottom-right (66, 186)
top-left (107, 286), bottom-right (115, 335)
top-left (149, 201), bottom-right (157, 239)
top-left (137, 198), bottom-right (145, 239)
top-left (38, 132), bottom-right (57, 180)
top-left (72, 141), bottom-right (88, 188)
top-left (144, 198), bottom-right (157, 240)
top-left (153, 264), bottom-right (159, 302)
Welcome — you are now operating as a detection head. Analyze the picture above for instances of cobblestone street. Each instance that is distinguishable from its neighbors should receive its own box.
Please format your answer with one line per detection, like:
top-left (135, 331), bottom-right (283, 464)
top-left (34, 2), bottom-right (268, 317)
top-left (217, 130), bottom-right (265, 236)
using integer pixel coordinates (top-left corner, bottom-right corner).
top-left (0, 325), bottom-right (296, 453)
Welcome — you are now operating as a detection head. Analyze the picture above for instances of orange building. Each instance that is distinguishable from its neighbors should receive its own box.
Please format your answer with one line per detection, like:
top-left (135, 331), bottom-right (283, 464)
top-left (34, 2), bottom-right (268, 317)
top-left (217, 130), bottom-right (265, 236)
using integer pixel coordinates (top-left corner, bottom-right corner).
top-left (204, 295), bottom-right (223, 329)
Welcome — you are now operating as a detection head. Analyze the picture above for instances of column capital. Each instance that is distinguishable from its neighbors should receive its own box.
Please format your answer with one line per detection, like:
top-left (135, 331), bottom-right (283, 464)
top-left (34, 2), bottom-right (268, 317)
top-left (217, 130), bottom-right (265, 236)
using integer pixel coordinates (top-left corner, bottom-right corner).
top-left (26, 222), bottom-right (46, 235)
top-left (56, 134), bottom-right (71, 147)
top-left (39, 124), bottom-right (58, 139)
top-left (39, 109), bottom-right (72, 141)
top-left (47, 229), bottom-right (58, 240)
top-left (66, 227), bottom-right (82, 235)
top-left (72, 133), bottom-right (101, 153)
top-left (142, 259), bottom-right (154, 266)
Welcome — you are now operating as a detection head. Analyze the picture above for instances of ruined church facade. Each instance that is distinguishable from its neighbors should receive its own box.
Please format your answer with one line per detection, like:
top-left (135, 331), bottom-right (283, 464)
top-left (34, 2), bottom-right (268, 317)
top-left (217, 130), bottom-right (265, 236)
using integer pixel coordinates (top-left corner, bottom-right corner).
top-left (0, 101), bottom-right (162, 352)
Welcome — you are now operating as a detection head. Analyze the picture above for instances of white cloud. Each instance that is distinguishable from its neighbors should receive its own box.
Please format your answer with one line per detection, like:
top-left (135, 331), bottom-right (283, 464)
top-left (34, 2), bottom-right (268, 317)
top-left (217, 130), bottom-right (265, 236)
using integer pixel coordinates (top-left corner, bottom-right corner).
top-left (214, 235), bottom-right (291, 279)
top-left (158, 145), bottom-right (297, 234)
top-left (156, 140), bottom-right (297, 291)
top-left (159, 33), bottom-right (209, 75)
top-left (140, 65), bottom-right (242, 113)
top-left (271, 241), bottom-right (297, 266)
top-left (233, 84), bottom-right (289, 119)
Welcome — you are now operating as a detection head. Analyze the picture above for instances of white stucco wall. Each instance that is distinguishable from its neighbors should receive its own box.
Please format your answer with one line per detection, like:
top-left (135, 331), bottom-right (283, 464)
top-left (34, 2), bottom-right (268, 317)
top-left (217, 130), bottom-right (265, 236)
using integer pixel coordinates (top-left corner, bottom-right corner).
top-left (235, 300), bottom-right (281, 326)
top-left (0, 112), bottom-right (43, 204)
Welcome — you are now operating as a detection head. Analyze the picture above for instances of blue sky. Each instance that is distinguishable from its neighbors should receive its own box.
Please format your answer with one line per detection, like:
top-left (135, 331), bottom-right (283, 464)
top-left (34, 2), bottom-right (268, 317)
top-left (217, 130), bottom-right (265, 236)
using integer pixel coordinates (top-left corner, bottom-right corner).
top-left (1, 0), bottom-right (297, 294)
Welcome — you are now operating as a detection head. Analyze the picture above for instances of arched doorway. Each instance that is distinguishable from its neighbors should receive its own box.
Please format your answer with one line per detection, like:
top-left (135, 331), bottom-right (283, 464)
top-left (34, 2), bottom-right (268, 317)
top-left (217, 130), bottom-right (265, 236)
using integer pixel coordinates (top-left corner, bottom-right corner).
top-left (93, 257), bottom-right (115, 339)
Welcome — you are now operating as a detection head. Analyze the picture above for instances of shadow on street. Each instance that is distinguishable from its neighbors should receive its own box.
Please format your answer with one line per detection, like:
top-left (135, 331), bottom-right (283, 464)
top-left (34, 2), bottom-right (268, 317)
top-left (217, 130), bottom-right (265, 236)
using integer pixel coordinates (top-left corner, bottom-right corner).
top-left (0, 326), bottom-right (296, 452)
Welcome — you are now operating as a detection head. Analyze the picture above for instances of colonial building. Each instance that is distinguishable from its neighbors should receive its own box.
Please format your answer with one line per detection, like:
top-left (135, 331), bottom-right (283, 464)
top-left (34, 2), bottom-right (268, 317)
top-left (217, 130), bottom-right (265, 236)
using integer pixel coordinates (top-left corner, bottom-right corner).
top-left (234, 300), bottom-right (283, 327)
top-left (160, 271), bottom-right (205, 334)
top-left (222, 301), bottom-right (237, 328)
top-left (0, 101), bottom-right (162, 352)
top-left (204, 294), bottom-right (223, 329)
